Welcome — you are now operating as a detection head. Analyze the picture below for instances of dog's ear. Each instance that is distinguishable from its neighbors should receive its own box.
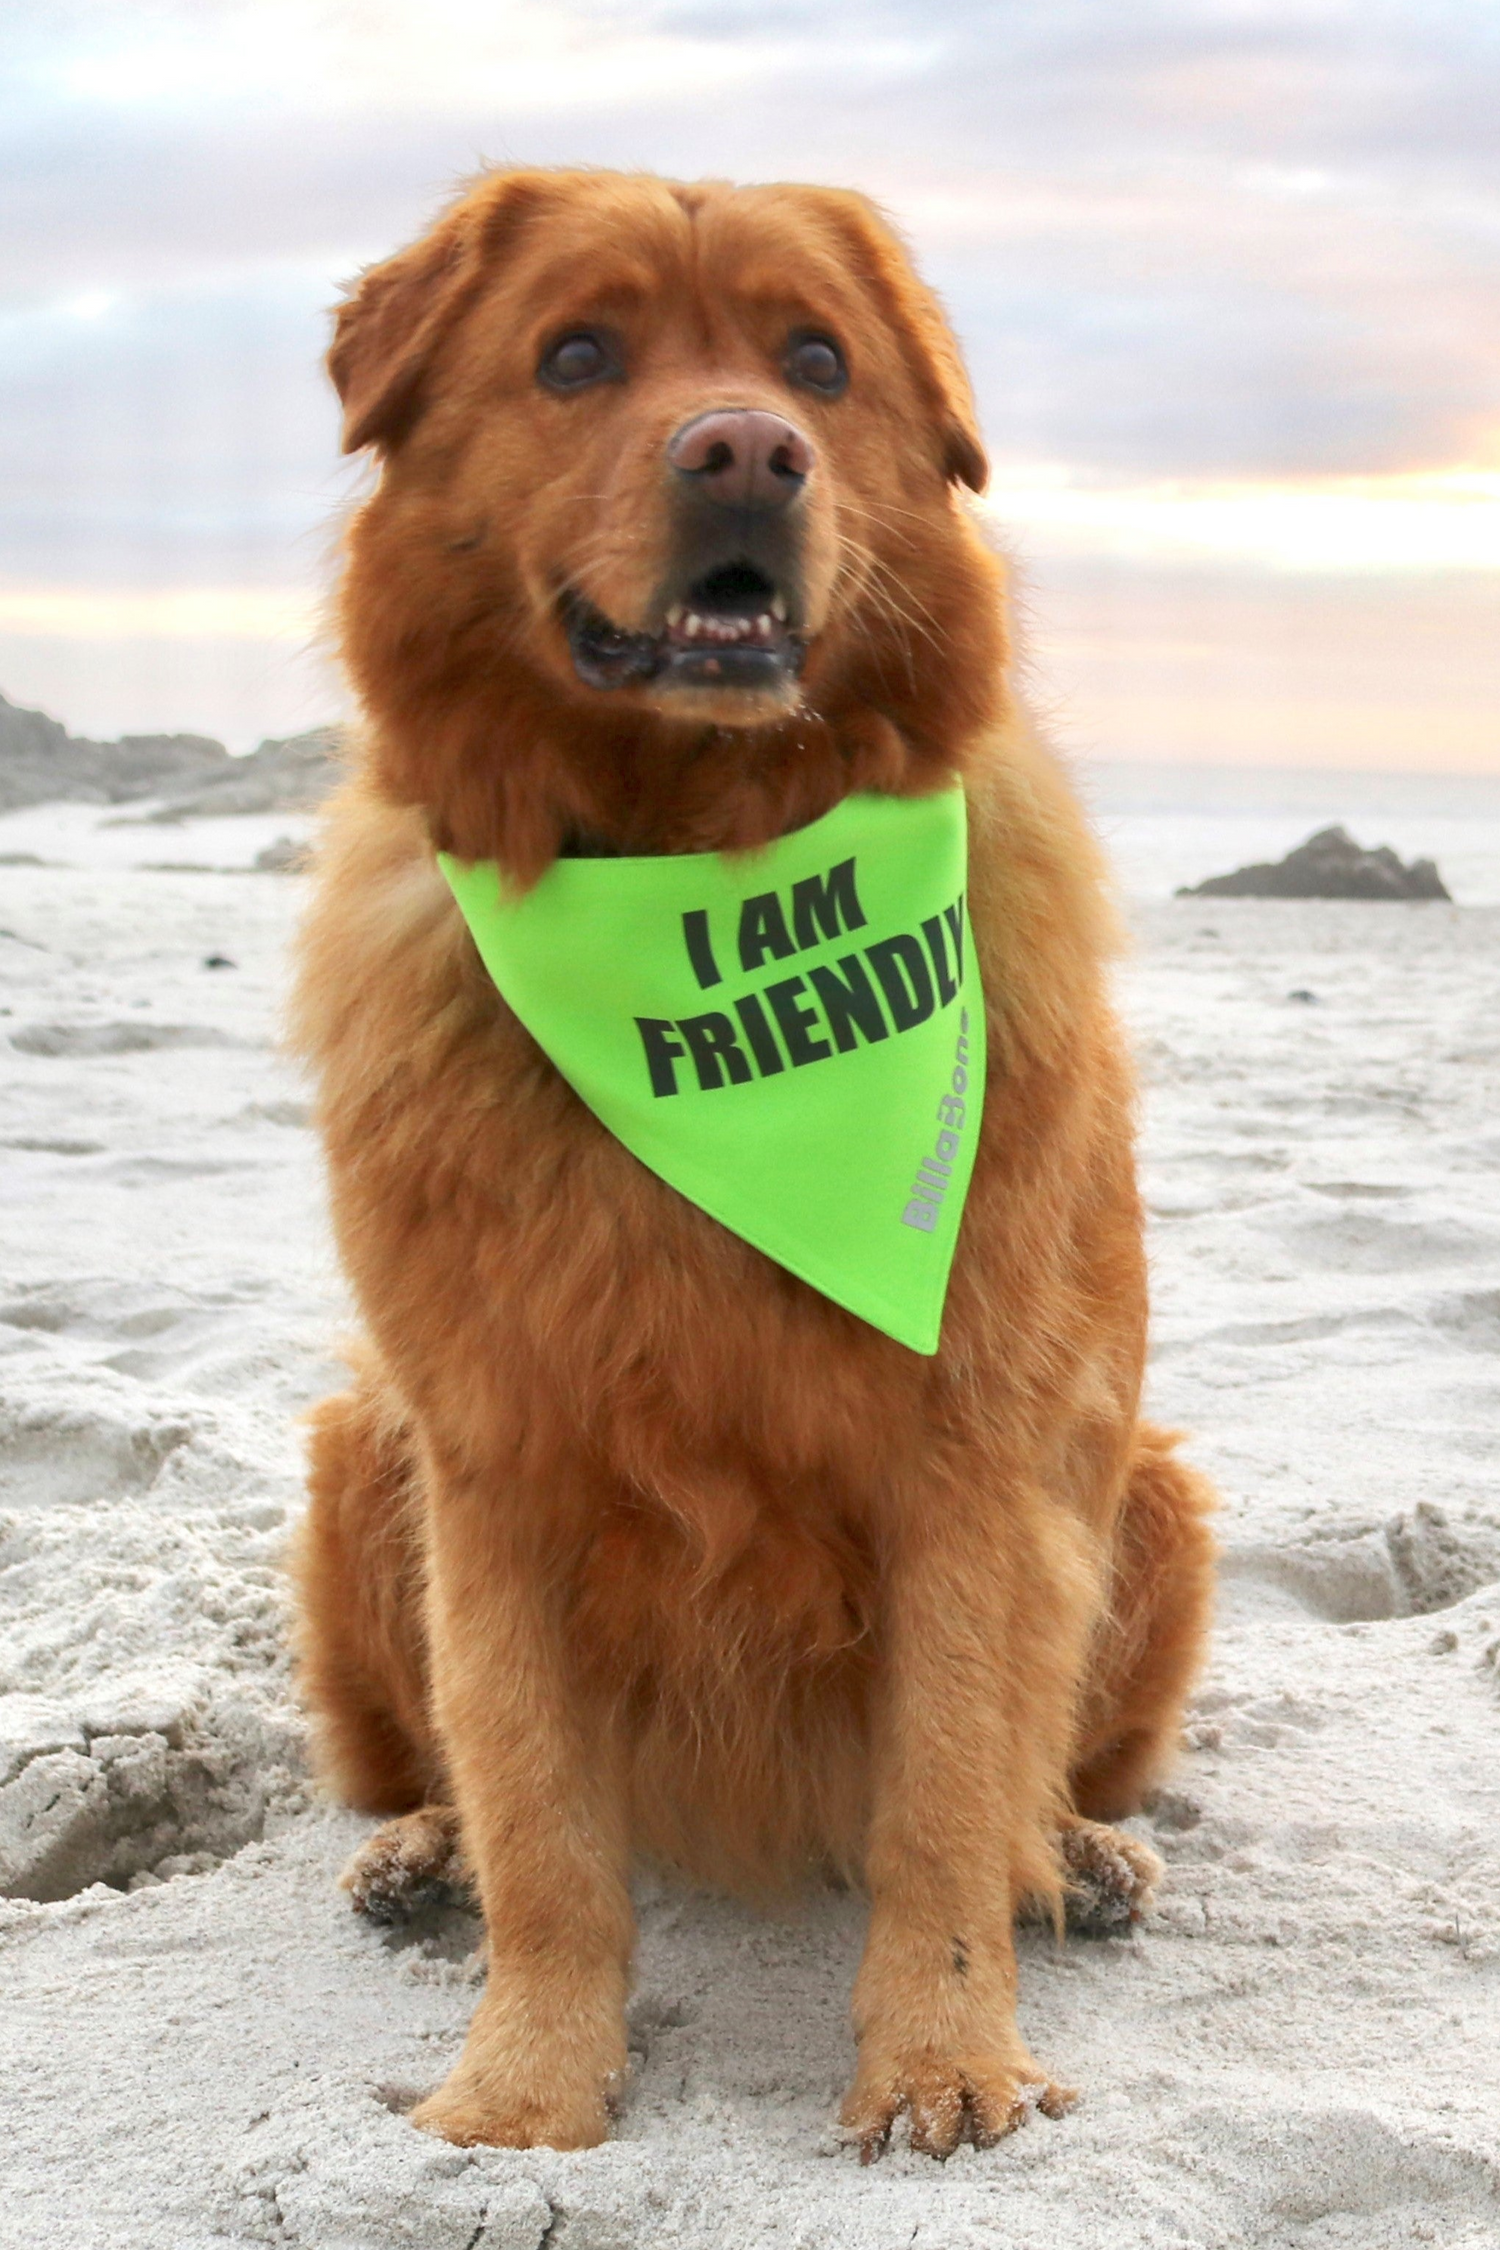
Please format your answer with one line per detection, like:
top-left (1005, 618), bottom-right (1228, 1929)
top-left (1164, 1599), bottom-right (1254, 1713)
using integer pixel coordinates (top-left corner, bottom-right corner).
top-left (804, 190), bottom-right (989, 494)
top-left (328, 172), bottom-right (545, 454)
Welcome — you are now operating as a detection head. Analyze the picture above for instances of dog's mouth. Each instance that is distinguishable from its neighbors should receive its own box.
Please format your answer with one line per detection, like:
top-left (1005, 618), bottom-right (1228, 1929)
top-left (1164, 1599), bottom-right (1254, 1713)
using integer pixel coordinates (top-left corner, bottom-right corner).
top-left (563, 560), bottom-right (807, 695)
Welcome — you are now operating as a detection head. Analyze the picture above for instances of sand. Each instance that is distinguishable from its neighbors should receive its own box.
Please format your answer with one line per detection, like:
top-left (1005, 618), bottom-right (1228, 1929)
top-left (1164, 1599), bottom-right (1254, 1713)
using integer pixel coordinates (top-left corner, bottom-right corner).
top-left (2, 778), bottom-right (1499, 2249)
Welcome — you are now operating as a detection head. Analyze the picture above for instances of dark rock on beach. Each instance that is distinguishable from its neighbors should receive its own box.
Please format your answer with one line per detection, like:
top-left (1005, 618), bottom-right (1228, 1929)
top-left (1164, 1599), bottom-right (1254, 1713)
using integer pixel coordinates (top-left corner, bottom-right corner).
top-left (1179, 825), bottom-right (1451, 902)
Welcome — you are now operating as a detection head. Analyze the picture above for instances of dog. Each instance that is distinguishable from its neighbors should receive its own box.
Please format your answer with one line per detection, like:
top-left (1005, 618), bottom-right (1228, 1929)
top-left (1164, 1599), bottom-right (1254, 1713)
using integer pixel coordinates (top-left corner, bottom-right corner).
top-left (290, 166), bottom-right (1216, 2159)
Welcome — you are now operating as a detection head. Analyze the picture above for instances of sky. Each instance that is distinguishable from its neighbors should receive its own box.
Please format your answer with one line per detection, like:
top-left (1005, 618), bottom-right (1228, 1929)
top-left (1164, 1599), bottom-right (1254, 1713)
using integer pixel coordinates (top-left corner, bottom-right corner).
top-left (2, 0), bottom-right (1498, 768)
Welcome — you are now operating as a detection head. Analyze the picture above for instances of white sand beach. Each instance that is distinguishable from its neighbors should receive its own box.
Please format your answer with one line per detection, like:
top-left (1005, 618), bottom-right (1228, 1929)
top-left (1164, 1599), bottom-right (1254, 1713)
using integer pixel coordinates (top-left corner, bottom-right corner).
top-left (3, 769), bottom-right (1499, 2249)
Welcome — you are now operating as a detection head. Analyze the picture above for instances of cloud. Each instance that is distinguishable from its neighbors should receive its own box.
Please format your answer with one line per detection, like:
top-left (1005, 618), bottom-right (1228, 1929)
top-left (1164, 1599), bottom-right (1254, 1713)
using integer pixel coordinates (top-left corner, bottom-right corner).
top-left (4, 0), bottom-right (1496, 484)
top-left (1016, 553), bottom-right (1500, 768)
top-left (0, 269), bottom-right (351, 588)
top-left (0, 584), bottom-right (321, 639)
top-left (2, 0), bottom-right (1496, 757)
top-left (985, 466), bottom-right (1500, 573)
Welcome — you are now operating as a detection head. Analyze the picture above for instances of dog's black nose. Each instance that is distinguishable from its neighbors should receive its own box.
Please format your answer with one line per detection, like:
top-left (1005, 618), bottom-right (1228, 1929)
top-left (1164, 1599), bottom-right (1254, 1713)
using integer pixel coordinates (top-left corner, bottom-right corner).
top-left (667, 409), bottom-right (814, 512)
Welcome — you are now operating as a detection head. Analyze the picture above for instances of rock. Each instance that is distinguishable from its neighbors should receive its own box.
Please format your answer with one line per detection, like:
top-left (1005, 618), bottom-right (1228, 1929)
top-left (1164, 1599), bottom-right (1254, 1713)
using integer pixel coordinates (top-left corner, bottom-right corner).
top-left (1179, 825), bottom-right (1452, 901)
top-left (0, 690), bottom-right (343, 818)
top-left (127, 727), bottom-right (342, 822)
top-left (0, 691), bottom-right (232, 811)
top-left (253, 833), bottom-right (312, 873)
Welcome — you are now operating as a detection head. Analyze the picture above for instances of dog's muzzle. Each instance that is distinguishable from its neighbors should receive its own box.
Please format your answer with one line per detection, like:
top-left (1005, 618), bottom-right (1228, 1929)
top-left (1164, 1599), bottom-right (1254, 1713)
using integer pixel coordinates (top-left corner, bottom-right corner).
top-left (564, 407), bottom-right (815, 695)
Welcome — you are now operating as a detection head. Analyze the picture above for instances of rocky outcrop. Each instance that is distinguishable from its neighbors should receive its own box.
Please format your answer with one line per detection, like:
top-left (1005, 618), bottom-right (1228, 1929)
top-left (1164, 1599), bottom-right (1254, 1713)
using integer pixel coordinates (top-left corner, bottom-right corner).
top-left (1180, 825), bottom-right (1451, 901)
top-left (127, 726), bottom-right (343, 821)
top-left (252, 834), bottom-right (313, 873)
top-left (0, 691), bottom-right (231, 811)
top-left (0, 690), bottom-right (344, 819)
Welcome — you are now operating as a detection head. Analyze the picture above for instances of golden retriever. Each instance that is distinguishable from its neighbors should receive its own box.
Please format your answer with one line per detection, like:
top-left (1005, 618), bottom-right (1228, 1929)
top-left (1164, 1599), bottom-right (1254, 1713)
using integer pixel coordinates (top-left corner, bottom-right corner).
top-left (290, 166), bottom-right (1216, 2159)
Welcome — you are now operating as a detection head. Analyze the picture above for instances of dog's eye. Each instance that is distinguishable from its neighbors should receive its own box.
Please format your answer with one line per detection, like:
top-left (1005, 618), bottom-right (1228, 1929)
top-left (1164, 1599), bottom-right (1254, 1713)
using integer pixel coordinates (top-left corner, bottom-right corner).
top-left (784, 333), bottom-right (847, 396)
top-left (538, 331), bottom-right (617, 392)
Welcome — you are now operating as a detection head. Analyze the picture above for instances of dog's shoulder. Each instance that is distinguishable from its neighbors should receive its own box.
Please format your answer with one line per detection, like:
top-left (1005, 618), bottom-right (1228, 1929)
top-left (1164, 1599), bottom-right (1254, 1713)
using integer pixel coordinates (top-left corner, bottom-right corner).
top-left (288, 764), bottom-right (496, 1093)
top-left (965, 713), bottom-right (1123, 1075)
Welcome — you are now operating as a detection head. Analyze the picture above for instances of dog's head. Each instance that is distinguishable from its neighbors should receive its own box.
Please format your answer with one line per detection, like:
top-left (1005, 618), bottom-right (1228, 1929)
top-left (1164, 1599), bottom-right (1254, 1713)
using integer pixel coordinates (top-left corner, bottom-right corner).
top-left (331, 170), bottom-right (1006, 868)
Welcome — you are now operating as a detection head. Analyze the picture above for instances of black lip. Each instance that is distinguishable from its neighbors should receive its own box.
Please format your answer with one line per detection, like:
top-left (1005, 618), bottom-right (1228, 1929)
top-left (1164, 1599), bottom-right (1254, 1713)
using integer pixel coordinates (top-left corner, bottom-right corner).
top-left (562, 591), bottom-right (805, 694)
top-left (562, 595), bottom-right (661, 690)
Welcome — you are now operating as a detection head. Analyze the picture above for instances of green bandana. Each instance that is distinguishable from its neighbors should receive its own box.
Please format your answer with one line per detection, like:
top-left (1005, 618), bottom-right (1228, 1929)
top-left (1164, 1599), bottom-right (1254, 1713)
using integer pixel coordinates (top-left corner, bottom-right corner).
top-left (440, 787), bottom-right (984, 1354)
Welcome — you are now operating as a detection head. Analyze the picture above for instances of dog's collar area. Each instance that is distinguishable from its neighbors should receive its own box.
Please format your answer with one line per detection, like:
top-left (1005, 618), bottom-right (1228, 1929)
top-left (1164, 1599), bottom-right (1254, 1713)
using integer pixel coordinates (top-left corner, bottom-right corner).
top-left (440, 785), bottom-right (982, 1356)
top-left (561, 566), bottom-right (806, 693)
top-left (558, 825), bottom-right (625, 860)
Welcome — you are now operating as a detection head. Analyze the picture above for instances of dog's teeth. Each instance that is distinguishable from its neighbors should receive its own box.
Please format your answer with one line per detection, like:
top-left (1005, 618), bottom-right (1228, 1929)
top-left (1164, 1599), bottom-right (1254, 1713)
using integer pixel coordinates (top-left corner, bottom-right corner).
top-left (770, 593), bottom-right (787, 621)
top-left (666, 604), bottom-right (684, 629)
top-left (686, 612), bottom-right (703, 636)
top-left (755, 613), bottom-right (772, 637)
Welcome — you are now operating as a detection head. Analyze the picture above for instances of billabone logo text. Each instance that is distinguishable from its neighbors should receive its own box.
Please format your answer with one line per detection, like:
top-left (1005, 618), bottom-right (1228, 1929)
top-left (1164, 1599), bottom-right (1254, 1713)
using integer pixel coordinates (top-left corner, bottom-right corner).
top-left (900, 1011), bottom-right (972, 1235)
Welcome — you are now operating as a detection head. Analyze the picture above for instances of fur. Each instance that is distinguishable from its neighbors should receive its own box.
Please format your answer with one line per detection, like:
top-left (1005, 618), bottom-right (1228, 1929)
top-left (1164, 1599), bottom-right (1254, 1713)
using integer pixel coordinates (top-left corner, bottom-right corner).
top-left (289, 166), bottom-right (1217, 2159)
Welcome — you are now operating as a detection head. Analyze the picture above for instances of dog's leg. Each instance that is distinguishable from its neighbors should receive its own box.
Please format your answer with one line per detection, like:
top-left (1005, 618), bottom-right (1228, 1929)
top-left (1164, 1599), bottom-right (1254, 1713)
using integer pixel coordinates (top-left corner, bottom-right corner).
top-left (295, 1380), bottom-right (437, 1813)
top-left (840, 1484), bottom-right (1091, 2161)
top-left (1070, 1423), bottom-right (1216, 1822)
top-left (406, 1457), bottom-right (632, 2152)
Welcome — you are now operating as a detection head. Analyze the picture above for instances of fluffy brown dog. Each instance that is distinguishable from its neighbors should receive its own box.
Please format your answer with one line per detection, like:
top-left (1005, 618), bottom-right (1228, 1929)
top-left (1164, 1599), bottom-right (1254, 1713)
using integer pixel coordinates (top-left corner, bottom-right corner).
top-left (290, 166), bottom-right (1216, 2160)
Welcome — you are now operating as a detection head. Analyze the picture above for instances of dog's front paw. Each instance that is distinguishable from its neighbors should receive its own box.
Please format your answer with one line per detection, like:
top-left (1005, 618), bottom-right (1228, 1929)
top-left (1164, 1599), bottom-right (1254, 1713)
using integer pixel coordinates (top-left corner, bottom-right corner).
top-left (410, 2071), bottom-right (616, 2151)
top-left (840, 2048), bottom-right (1075, 2162)
top-left (410, 1988), bottom-right (627, 2150)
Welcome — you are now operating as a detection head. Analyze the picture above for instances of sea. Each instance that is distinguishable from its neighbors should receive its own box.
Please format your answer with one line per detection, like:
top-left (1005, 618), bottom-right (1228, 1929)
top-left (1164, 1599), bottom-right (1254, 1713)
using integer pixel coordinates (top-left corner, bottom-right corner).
top-left (1077, 761), bottom-right (1500, 905)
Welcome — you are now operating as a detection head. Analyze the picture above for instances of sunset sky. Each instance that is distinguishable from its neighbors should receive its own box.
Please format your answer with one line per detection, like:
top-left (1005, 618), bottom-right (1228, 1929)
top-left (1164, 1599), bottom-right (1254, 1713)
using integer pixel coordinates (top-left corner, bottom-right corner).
top-left (3, 0), bottom-right (1497, 767)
